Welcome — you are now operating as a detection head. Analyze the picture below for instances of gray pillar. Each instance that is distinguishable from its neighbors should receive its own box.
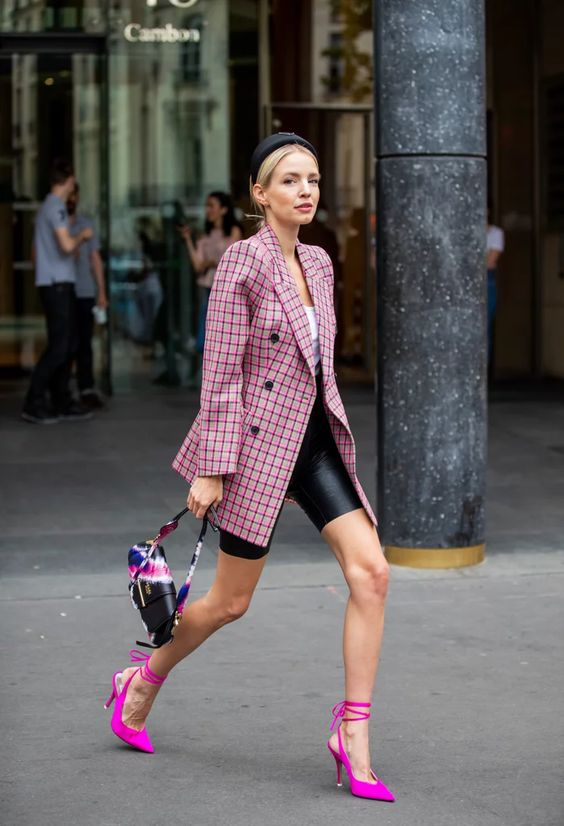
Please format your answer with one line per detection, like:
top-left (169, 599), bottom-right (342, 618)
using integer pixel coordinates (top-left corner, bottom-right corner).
top-left (374, 0), bottom-right (487, 568)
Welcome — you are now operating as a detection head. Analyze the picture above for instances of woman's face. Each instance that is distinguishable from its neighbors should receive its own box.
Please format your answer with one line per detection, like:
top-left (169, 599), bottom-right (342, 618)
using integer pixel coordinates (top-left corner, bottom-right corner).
top-left (256, 150), bottom-right (320, 228)
top-left (205, 196), bottom-right (225, 225)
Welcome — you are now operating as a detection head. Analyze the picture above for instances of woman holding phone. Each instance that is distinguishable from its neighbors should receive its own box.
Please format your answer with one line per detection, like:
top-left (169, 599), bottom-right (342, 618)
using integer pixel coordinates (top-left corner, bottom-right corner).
top-left (179, 191), bottom-right (242, 353)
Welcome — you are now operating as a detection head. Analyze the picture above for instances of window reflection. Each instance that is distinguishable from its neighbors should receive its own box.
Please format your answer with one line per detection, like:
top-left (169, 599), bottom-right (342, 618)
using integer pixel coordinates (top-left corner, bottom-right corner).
top-left (108, 0), bottom-right (231, 389)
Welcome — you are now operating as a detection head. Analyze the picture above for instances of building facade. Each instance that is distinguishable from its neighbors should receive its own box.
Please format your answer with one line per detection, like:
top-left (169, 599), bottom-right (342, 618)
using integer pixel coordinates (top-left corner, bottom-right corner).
top-left (0, 0), bottom-right (562, 391)
top-left (0, 0), bottom-right (259, 390)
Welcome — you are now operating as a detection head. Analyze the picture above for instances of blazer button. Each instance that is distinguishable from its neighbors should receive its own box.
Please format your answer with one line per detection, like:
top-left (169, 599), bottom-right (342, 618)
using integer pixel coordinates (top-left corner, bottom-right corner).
top-left (264, 380), bottom-right (273, 390)
top-left (250, 425), bottom-right (260, 435)
top-left (270, 333), bottom-right (279, 343)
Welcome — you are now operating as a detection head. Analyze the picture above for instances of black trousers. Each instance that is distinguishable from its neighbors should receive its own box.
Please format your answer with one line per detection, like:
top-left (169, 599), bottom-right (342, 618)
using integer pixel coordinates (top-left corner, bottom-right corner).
top-left (76, 297), bottom-right (95, 392)
top-left (26, 283), bottom-right (76, 412)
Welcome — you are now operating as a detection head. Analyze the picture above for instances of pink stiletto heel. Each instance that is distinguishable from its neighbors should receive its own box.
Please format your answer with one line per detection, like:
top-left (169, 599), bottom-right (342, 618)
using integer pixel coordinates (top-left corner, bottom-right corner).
top-left (104, 684), bottom-right (118, 709)
top-left (329, 748), bottom-right (343, 786)
top-left (104, 649), bottom-right (167, 753)
top-left (327, 700), bottom-right (395, 802)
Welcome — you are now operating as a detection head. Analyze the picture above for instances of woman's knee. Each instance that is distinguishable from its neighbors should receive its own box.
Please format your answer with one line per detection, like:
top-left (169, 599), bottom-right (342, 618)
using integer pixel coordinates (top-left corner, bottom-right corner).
top-left (213, 592), bottom-right (252, 626)
top-left (207, 548), bottom-right (266, 627)
top-left (346, 557), bottom-right (390, 603)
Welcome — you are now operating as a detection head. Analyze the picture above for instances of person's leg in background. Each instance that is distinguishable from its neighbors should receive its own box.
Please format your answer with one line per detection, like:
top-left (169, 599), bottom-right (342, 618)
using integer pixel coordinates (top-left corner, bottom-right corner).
top-left (23, 284), bottom-right (72, 422)
top-left (48, 285), bottom-right (78, 414)
top-left (75, 297), bottom-right (102, 407)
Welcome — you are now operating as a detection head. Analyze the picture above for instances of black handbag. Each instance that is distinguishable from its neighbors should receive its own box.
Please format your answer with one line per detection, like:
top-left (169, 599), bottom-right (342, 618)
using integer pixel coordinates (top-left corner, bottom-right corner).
top-left (128, 503), bottom-right (219, 649)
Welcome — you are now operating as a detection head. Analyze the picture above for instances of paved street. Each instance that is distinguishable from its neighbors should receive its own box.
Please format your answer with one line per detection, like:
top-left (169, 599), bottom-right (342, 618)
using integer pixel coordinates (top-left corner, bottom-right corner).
top-left (1, 381), bottom-right (563, 826)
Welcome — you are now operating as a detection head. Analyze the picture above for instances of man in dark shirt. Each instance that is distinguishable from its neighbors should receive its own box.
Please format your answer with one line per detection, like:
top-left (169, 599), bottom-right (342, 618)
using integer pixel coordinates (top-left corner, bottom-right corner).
top-left (22, 159), bottom-right (94, 424)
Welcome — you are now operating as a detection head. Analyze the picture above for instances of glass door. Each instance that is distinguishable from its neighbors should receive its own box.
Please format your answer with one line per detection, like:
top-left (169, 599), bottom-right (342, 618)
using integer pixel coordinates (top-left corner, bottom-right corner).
top-left (106, 0), bottom-right (231, 390)
top-left (0, 44), bottom-right (106, 385)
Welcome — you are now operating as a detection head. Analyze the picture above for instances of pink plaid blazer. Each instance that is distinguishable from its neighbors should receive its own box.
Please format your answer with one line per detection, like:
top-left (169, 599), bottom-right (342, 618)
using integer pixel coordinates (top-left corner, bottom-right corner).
top-left (172, 223), bottom-right (377, 546)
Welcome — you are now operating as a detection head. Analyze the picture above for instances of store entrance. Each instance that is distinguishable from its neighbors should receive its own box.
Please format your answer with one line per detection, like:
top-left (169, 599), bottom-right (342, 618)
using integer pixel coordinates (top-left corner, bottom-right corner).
top-left (0, 36), bottom-right (107, 386)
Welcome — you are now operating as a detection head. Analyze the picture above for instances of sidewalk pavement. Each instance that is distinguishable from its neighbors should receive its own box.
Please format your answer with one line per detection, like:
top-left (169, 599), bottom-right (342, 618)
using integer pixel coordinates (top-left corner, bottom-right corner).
top-left (1, 382), bottom-right (563, 826)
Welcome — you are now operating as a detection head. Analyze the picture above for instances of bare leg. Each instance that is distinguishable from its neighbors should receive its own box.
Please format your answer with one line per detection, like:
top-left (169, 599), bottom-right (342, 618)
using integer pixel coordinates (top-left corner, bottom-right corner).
top-left (120, 550), bottom-right (267, 729)
top-left (322, 508), bottom-right (390, 784)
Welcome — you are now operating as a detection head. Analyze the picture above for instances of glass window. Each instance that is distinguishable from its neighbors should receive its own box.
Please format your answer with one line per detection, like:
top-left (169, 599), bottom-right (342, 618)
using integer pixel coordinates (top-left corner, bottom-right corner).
top-left (107, 0), bottom-right (231, 389)
top-left (0, 0), bottom-right (259, 391)
top-left (0, 51), bottom-right (104, 380)
top-left (0, 1), bottom-right (106, 33)
top-left (276, 1), bottom-right (376, 376)
top-left (312, 0), bottom-right (372, 104)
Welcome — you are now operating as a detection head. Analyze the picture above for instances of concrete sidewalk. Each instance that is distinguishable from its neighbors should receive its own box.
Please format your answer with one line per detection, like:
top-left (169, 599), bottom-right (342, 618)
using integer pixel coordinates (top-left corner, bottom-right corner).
top-left (1, 383), bottom-right (563, 826)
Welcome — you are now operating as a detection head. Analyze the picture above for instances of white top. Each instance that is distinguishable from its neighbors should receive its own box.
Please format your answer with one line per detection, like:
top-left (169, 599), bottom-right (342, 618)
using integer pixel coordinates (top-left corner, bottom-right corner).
top-left (487, 225), bottom-right (505, 253)
top-left (303, 304), bottom-right (321, 375)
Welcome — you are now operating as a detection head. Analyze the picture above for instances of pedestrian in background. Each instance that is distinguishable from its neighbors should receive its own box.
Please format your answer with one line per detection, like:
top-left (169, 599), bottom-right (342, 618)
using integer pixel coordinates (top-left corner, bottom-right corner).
top-left (131, 221), bottom-right (163, 354)
top-left (487, 206), bottom-right (505, 367)
top-left (179, 191), bottom-right (242, 353)
top-left (106, 134), bottom-right (394, 803)
top-left (67, 182), bottom-right (108, 410)
top-left (22, 159), bottom-right (93, 424)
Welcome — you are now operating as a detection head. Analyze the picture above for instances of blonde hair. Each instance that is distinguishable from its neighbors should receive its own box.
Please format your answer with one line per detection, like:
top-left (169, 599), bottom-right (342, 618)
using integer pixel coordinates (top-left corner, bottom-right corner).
top-left (247, 144), bottom-right (319, 228)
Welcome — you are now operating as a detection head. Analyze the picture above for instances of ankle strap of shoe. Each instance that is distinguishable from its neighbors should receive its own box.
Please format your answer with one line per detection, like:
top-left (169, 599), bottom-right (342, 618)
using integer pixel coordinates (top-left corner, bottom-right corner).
top-left (129, 649), bottom-right (167, 686)
top-left (330, 700), bottom-right (371, 731)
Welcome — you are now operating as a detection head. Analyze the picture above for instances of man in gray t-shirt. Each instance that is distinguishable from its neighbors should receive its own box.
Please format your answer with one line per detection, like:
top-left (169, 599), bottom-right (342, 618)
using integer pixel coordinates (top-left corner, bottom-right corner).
top-left (34, 192), bottom-right (77, 286)
top-left (67, 183), bottom-right (108, 406)
top-left (22, 159), bottom-right (94, 424)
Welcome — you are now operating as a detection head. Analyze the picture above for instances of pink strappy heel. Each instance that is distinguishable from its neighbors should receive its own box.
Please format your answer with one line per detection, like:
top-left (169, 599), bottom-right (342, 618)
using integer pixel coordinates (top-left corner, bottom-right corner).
top-left (327, 701), bottom-right (395, 802)
top-left (104, 649), bottom-right (167, 753)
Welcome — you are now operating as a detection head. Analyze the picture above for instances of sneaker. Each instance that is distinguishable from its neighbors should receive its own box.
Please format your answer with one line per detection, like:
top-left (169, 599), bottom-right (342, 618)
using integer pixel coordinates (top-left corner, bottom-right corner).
top-left (58, 401), bottom-right (94, 421)
top-left (80, 390), bottom-right (106, 410)
top-left (21, 406), bottom-right (60, 425)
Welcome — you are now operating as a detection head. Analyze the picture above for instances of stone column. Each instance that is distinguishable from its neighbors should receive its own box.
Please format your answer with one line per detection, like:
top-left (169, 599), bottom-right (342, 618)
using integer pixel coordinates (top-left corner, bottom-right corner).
top-left (374, 0), bottom-right (487, 567)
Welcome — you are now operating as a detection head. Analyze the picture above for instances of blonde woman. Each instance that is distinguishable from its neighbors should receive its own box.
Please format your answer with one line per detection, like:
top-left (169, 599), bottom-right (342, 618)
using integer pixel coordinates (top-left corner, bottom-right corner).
top-left (106, 133), bottom-right (394, 803)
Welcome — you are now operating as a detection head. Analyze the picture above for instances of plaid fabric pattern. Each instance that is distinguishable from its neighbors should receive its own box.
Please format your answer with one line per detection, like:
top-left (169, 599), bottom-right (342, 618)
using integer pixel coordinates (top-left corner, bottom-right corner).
top-left (172, 223), bottom-right (377, 546)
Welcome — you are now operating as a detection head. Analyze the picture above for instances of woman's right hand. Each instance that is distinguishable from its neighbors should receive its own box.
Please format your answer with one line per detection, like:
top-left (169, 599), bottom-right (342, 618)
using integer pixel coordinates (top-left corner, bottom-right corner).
top-left (177, 224), bottom-right (192, 242)
top-left (188, 475), bottom-right (223, 520)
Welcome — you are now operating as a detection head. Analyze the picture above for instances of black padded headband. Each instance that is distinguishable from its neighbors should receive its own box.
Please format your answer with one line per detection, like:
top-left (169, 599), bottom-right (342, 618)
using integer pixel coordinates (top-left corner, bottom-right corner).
top-left (250, 132), bottom-right (318, 184)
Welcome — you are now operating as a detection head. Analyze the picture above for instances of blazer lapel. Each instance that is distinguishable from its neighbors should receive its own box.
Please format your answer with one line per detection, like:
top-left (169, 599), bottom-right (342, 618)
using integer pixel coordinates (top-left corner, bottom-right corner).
top-left (258, 225), bottom-right (319, 376)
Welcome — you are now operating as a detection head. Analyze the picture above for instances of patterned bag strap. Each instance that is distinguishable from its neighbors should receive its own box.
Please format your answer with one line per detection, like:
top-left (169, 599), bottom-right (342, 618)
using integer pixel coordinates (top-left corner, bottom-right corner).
top-left (131, 499), bottom-right (219, 585)
top-left (175, 518), bottom-right (208, 617)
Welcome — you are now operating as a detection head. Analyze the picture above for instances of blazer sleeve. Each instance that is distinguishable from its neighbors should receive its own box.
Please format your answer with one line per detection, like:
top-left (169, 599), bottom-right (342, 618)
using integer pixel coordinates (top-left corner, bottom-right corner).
top-left (197, 241), bottom-right (251, 476)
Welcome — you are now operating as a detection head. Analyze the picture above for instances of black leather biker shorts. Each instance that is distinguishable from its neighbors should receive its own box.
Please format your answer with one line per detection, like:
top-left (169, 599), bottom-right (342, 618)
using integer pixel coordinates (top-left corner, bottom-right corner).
top-left (219, 369), bottom-right (363, 560)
